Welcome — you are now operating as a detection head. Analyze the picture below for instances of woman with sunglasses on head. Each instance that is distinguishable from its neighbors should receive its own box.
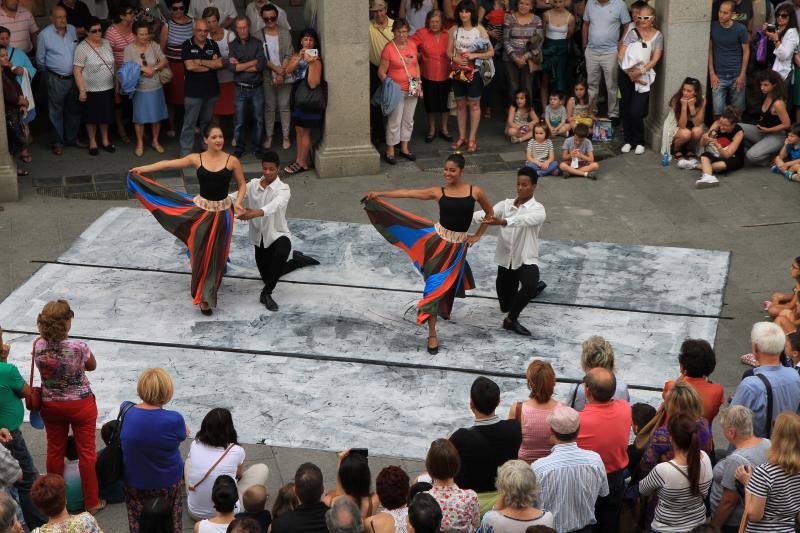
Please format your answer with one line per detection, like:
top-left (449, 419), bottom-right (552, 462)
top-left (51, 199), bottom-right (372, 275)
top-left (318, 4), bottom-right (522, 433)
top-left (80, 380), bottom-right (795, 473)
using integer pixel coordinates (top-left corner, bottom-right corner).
top-left (617, 4), bottom-right (662, 155)
top-left (159, 0), bottom-right (192, 137)
top-left (125, 19), bottom-right (169, 156)
top-left (73, 17), bottom-right (116, 156)
top-left (669, 77), bottom-right (706, 162)
top-left (739, 69), bottom-right (791, 165)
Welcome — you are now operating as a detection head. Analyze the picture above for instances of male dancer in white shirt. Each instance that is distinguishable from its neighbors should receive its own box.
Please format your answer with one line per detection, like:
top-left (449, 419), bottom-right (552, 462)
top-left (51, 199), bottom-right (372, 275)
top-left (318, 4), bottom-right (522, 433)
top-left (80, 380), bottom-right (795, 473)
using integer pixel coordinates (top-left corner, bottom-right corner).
top-left (234, 151), bottom-right (319, 310)
top-left (473, 167), bottom-right (546, 336)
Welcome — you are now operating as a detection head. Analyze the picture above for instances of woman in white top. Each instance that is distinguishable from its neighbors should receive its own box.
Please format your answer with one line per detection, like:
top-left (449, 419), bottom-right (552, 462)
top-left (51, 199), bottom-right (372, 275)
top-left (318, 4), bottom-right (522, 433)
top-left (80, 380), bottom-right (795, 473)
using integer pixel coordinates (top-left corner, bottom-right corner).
top-left (204, 7), bottom-right (235, 120)
top-left (478, 460), bottom-right (554, 532)
top-left (540, 0), bottom-right (574, 113)
top-left (638, 413), bottom-right (713, 533)
top-left (364, 466), bottom-right (410, 533)
top-left (73, 17), bottom-right (116, 155)
top-left (447, 0), bottom-right (494, 154)
top-left (399, 0), bottom-right (433, 36)
top-left (765, 5), bottom-right (799, 82)
top-left (186, 408), bottom-right (269, 521)
top-left (194, 475), bottom-right (237, 533)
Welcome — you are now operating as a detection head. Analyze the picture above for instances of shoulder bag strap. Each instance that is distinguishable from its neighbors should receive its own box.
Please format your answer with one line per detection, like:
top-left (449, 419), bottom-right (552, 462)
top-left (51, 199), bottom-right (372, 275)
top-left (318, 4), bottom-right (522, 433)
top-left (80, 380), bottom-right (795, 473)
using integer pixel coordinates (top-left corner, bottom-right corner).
top-left (391, 41), bottom-right (413, 80)
top-left (514, 401), bottom-right (522, 422)
top-left (115, 401), bottom-right (135, 437)
top-left (29, 337), bottom-right (40, 387)
top-left (666, 460), bottom-right (691, 482)
top-left (569, 383), bottom-right (579, 408)
top-left (755, 373), bottom-right (773, 438)
top-left (89, 43), bottom-right (115, 76)
top-left (188, 444), bottom-right (235, 492)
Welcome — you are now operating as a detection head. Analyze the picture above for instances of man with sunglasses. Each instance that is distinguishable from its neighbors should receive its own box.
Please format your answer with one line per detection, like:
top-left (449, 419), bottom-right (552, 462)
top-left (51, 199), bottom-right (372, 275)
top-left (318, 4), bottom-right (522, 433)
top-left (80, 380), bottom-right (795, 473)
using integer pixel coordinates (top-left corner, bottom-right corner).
top-left (179, 18), bottom-right (222, 155)
top-left (709, 0), bottom-right (750, 118)
top-left (245, 0), bottom-right (291, 37)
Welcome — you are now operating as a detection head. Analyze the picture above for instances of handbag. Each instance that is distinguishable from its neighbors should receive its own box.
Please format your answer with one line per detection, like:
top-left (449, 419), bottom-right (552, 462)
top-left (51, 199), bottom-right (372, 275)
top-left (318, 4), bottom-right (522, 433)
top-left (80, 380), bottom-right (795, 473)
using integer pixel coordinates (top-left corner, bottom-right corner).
top-left (95, 401), bottom-right (134, 488)
top-left (449, 28), bottom-right (475, 83)
top-left (24, 338), bottom-right (41, 411)
top-left (294, 74), bottom-right (327, 113)
top-left (188, 444), bottom-right (234, 492)
top-left (391, 41), bottom-right (421, 97)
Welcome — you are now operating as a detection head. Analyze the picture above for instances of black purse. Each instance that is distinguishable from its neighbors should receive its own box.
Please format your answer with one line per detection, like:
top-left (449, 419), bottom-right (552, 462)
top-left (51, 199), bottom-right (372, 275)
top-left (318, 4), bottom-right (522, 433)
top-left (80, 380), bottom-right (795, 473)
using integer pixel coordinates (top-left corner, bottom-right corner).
top-left (95, 401), bottom-right (134, 489)
top-left (294, 76), bottom-right (327, 113)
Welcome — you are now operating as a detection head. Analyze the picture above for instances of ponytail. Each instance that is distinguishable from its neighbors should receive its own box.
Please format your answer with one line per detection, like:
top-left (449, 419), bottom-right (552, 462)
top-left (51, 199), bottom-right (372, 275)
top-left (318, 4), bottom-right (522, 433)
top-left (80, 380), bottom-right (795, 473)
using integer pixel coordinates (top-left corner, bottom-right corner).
top-left (668, 413), bottom-right (702, 496)
top-left (686, 430), bottom-right (701, 496)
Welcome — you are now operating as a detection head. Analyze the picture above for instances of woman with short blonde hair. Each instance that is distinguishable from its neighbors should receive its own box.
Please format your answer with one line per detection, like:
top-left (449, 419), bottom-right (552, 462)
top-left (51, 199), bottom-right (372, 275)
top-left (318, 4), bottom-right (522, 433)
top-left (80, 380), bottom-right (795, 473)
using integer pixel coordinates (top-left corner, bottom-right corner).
top-left (120, 367), bottom-right (187, 531)
top-left (736, 412), bottom-right (800, 532)
top-left (567, 335), bottom-right (630, 411)
top-left (479, 460), bottom-right (554, 530)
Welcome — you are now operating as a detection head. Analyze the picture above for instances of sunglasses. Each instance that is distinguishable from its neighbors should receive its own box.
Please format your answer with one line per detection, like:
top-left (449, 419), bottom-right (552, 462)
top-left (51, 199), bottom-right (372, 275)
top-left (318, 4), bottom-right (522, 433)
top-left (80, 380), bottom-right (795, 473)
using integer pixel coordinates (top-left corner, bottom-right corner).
top-left (88, 28), bottom-right (101, 33)
top-left (171, 5), bottom-right (184, 10)
top-left (777, 12), bottom-right (790, 18)
top-left (262, 15), bottom-right (277, 22)
top-left (140, 52), bottom-right (148, 66)
top-left (637, 15), bottom-right (654, 21)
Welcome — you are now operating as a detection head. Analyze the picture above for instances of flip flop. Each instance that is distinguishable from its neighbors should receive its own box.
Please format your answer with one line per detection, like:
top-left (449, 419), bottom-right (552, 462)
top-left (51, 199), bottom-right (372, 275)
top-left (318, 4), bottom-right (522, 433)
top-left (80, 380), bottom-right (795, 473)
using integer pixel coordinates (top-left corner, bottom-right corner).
top-left (284, 162), bottom-right (309, 174)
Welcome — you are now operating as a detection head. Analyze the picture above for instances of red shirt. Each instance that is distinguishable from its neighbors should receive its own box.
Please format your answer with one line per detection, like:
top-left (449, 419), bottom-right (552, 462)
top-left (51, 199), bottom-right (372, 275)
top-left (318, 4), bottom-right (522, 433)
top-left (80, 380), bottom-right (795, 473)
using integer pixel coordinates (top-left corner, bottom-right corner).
top-left (410, 27), bottom-right (449, 82)
top-left (380, 39), bottom-right (420, 93)
top-left (577, 399), bottom-right (632, 474)
top-left (663, 377), bottom-right (725, 424)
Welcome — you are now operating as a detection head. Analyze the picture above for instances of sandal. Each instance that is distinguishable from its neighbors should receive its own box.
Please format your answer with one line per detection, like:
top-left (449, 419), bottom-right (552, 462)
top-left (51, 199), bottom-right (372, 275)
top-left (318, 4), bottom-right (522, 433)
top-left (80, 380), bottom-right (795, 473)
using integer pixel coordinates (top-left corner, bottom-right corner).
top-left (467, 139), bottom-right (477, 153)
top-left (87, 500), bottom-right (106, 515)
top-left (19, 152), bottom-right (32, 163)
top-left (425, 133), bottom-right (435, 143)
top-left (740, 353), bottom-right (758, 367)
top-left (284, 162), bottom-right (308, 174)
top-left (439, 130), bottom-right (454, 142)
top-left (673, 151), bottom-right (684, 160)
top-left (452, 138), bottom-right (466, 150)
top-left (16, 169), bottom-right (29, 176)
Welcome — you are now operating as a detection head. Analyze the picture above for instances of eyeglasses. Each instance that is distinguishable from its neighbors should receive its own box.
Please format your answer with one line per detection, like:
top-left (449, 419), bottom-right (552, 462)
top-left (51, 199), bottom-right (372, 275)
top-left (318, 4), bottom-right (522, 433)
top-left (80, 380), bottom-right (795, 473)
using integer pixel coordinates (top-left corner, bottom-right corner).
top-left (195, 28), bottom-right (208, 32)
top-left (777, 12), bottom-right (790, 18)
top-left (140, 52), bottom-right (148, 66)
top-left (262, 15), bottom-right (277, 22)
top-left (636, 15), bottom-right (654, 21)
top-left (171, 5), bottom-right (184, 10)
top-left (88, 28), bottom-right (101, 33)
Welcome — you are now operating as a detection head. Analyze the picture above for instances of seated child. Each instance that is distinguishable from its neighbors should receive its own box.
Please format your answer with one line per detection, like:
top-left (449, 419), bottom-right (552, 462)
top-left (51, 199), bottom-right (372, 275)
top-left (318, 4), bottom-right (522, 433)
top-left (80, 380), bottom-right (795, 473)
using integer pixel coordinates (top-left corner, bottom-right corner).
top-left (64, 436), bottom-right (84, 513)
top-left (558, 124), bottom-right (599, 179)
top-left (627, 403), bottom-right (657, 474)
top-left (270, 483), bottom-right (298, 522)
top-left (567, 80), bottom-right (593, 130)
top-left (525, 122), bottom-right (559, 177)
top-left (764, 256), bottom-right (800, 319)
top-left (771, 123), bottom-right (800, 182)
top-left (235, 484), bottom-right (271, 533)
top-left (505, 89), bottom-right (539, 143)
top-left (96, 420), bottom-right (125, 504)
top-left (545, 92), bottom-right (570, 137)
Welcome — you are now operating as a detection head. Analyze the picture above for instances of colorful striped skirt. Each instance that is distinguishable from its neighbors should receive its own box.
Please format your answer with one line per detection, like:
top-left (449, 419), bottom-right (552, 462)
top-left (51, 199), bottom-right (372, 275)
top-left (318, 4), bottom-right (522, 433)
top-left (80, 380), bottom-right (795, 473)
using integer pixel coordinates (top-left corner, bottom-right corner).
top-left (363, 197), bottom-right (474, 324)
top-left (127, 172), bottom-right (233, 308)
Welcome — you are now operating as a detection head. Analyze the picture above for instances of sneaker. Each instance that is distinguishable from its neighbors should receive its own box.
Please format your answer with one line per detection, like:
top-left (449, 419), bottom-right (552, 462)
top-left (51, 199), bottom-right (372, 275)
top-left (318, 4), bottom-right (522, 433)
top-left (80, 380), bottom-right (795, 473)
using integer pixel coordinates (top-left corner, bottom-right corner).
top-left (634, 145), bottom-right (645, 155)
top-left (585, 171), bottom-right (597, 180)
top-left (621, 143), bottom-right (632, 153)
top-left (740, 353), bottom-right (759, 367)
top-left (784, 171), bottom-right (795, 180)
top-left (771, 164), bottom-right (781, 174)
top-left (262, 137), bottom-right (272, 149)
top-left (695, 174), bottom-right (719, 189)
top-left (791, 173), bottom-right (800, 183)
top-left (677, 158), bottom-right (698, 170)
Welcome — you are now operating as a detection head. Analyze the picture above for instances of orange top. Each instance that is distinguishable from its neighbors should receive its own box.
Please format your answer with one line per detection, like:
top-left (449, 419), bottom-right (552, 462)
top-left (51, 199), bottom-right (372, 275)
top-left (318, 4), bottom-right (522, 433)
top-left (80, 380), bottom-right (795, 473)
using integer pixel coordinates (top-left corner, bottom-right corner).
top-left (411, 28), bottom-right (450, 82)
top-left (381, 40), bottom-right (420, 93)
top-left (663, 376), bottom-right (725, 424)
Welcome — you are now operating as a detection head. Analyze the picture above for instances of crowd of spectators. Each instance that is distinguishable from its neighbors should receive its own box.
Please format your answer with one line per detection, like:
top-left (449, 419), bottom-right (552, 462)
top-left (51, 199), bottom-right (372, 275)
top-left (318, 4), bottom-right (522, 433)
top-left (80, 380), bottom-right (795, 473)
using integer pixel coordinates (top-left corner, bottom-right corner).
top-left (0, 298), bottom-right (800, 532)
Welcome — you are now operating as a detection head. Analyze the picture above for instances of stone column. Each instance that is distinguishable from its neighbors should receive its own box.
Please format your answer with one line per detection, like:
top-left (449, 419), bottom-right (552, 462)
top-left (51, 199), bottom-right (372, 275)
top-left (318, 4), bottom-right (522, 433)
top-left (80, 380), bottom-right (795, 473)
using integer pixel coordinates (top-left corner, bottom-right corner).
top-left (645, 0), bottom-right (713, 152)
top-left (313, 0), bottom-right (380, 178)
top-left (0, 76), bottom-right (18, 202)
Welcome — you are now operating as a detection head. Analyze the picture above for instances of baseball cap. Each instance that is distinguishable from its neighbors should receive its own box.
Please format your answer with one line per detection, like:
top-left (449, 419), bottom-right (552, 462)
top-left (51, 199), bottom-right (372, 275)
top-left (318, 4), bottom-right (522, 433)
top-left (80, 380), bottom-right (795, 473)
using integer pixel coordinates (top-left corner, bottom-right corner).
top-left (370, 0), bottom-right (387, 11)
top-left (547, 404), bottom-right (580, 434)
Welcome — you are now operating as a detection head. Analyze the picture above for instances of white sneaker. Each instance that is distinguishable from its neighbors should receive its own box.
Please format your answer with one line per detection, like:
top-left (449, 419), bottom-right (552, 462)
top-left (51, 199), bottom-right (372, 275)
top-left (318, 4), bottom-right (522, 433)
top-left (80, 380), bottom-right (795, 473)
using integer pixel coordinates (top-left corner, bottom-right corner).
top-left (634, 145), bottom-right (645, 155)
top-left (695, 174), bottom-right (719, 189)
top-left (677, 158), bottom-right (698, 170)
top-left (621, 143), bottom-right (632, 153)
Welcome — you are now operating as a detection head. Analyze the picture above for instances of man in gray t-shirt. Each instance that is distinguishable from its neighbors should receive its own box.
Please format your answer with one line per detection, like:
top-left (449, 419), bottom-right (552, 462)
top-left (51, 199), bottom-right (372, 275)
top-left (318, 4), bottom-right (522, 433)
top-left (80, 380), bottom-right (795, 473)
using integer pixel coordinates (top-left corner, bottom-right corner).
top-left (582, 0), bottom-right (630, 120)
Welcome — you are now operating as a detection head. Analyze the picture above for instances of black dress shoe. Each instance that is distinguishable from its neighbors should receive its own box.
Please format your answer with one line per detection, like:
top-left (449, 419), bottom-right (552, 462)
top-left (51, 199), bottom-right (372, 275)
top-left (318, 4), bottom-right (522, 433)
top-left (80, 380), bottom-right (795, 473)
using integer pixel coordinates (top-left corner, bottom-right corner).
top-left (399, 151), bottom-right (416, 161)
top-left (439, 130), bottom-right (454, 142)
top-left (531, 281), bottom-right (547, 299)
top-left (263, 293), bottom-right (279, 312)
top-left (382, 153), bottom-right (397, 165)
top-left (503, 319), bottom-right (531, 336)
top-left (259, 288), bottom-right (268, 305)
top-left (293, 250), bottom-right (320, 267)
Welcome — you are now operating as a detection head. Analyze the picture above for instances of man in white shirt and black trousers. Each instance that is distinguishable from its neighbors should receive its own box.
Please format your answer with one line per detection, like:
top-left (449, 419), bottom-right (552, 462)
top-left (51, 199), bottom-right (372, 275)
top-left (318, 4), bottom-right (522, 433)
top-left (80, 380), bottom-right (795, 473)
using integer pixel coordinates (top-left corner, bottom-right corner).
top-left (472, 166), bottom-right (546, 336)
top-left (233, 151), bottom-right (319, 311)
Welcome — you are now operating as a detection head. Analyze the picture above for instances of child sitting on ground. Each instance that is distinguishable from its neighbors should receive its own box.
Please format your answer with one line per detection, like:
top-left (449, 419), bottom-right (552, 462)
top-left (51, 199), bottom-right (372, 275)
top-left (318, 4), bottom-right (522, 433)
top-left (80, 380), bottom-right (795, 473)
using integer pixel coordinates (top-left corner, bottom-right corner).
top-left (771, 124), bottom-right (800, 181)
top-left (64, 436), bottom-right (83, 513)
top-left (270, 483), bottom-right (298, 522)
top-left (545, 92), bottom-right (570, 137)
top-left (558, 124), bottom-right (599, 179)
top-left (526, 122), bottom-right (559, 177)
top-left (764, 256), bottom-right (800, 319)
top-left (627, 403), bottom-right (657, 474)
top-left (234, 484), bottom-right (271, 533)
top-left (505, 89), bottom-right (539, 143)
top-left (567, 80), bottom-right (593, 130)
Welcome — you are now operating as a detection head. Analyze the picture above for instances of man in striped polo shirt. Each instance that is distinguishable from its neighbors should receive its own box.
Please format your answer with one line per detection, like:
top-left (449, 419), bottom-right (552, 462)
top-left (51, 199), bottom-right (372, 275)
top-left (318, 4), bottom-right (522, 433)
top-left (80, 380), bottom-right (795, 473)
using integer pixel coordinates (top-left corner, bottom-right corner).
top-left (532, 404), bottom-right (609, 533)
top-left (0, 0), bottom-right (37, 54)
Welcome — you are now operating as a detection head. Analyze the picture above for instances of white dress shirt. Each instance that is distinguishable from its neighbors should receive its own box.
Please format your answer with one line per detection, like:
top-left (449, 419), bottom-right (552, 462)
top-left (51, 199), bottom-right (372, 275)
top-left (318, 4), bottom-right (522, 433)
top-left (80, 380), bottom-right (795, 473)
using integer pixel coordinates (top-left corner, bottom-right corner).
top-left (472, 196), bottom-right (546, 270)
top-left (232, 176), bottom-right (291, 248)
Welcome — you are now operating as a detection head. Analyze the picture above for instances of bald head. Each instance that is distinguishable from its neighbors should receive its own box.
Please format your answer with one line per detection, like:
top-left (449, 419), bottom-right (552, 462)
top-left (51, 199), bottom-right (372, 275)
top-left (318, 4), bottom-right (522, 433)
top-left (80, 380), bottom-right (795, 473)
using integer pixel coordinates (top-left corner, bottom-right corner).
top-left (584, 367), bottom-right (616, 403)
top-left (50, 6), bottom-right (67, 29)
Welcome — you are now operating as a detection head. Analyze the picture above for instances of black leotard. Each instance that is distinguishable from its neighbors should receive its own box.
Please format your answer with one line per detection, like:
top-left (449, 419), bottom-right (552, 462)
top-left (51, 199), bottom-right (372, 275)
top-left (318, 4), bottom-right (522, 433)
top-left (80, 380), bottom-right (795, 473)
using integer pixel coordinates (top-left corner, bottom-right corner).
top-left (438, 186), bottom-right (475, 232)
top-left (197, 153), bottom-right (233, 201)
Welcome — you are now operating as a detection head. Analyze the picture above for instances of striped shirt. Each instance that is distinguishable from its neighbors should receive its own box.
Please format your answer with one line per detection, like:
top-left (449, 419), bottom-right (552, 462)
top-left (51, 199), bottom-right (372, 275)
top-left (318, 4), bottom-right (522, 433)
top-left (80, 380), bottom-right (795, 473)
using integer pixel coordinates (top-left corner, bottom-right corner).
top-left (0, 6), bottom-right (38, 53)
top-left (165, 18), bottom-right (193, 61)
top-left (104, 24), bottom-right (134, 69)
top-left (745, 463), bottom-right (800, 532)
top-left (638, 454), bottom-right (713, 533)
top-left (526, 139), bottom-right (553, 163)
top-left (532, 442), bottom-right (608, 532)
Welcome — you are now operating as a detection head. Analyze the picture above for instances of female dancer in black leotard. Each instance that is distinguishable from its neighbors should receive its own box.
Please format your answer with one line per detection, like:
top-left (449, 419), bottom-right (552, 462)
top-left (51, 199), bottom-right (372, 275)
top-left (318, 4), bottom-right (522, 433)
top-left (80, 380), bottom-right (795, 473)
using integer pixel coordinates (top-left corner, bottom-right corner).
top-left (363, 153), bottom-right (494, 354)
top-left (128, 125), bottom-right (246, 315)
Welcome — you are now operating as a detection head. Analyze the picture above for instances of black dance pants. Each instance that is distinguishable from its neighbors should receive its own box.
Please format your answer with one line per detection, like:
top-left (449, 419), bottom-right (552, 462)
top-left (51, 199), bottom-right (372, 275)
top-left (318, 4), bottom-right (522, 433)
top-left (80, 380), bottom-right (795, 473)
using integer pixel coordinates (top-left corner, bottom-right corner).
top-left (254, 236), bottom-right (302, 294)
top-left (496, 263), bottom-right (540, 322)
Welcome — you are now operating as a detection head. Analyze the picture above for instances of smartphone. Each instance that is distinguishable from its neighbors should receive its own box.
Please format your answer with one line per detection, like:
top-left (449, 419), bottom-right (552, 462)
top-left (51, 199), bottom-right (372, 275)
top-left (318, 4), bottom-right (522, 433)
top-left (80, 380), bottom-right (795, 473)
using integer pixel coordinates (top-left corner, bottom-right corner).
top-left (766, 23), bottom-right (777, 31)
top-left (306, 49), bottom-right (319, 58)
top-left (350, 448), bottom-right (368, 458)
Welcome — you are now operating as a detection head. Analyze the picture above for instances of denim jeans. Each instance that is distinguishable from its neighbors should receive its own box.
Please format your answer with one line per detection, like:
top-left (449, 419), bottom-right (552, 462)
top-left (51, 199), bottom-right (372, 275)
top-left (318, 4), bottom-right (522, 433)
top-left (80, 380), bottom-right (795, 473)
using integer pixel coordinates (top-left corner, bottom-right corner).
top-left (46, 72), bottom-right (81, 147)
top-left (0, 488), bottom-right (24, 526)
top-left (711, 76), bottom-right (745, 116)
top-left (3, 430), bottom-right (46, 528)
top-left (180, 96), bottom-right (219, 155)
top-left (234, 85), bottom-right (264, 153)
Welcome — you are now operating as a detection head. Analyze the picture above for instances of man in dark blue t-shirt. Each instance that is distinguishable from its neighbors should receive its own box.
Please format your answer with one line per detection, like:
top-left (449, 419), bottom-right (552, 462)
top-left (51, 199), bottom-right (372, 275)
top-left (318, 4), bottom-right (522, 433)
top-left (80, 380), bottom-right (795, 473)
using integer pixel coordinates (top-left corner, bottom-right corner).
top-left (709, 0), bottom-right (750, 118)
top-left (180, 18), bottom-right (222, 155)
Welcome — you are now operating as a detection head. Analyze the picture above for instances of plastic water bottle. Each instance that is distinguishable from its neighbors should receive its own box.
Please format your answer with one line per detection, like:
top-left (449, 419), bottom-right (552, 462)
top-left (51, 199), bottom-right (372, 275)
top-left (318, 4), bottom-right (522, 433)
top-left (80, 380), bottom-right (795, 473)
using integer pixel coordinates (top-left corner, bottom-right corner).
top-left (661, 152), bottom-right (670, 167)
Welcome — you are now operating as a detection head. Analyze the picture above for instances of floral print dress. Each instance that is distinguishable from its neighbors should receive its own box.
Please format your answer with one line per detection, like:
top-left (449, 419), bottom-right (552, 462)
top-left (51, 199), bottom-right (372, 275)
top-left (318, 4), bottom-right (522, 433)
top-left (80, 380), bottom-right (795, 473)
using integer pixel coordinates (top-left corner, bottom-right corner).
top-left (427, 484), bottom-right (480, 532)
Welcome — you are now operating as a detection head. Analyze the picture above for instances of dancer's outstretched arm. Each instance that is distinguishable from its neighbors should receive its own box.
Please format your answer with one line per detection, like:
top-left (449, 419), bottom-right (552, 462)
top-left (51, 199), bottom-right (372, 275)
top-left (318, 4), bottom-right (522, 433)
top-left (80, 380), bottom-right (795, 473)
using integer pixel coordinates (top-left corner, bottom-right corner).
top-left (467, 186), bottom-right (493, 246)
top-left (363, 187), bottom-right (440, 201)
top-left (131, 154), bottom-right (198, 175)
top-left (229, 156), bottom-right (247, 212)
